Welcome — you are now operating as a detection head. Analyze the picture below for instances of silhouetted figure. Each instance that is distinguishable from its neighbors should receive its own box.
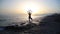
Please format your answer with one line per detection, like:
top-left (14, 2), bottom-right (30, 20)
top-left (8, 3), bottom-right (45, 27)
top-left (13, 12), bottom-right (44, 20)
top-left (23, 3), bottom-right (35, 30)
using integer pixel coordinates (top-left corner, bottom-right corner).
top-left (27, 10), bottom-right (32, 23)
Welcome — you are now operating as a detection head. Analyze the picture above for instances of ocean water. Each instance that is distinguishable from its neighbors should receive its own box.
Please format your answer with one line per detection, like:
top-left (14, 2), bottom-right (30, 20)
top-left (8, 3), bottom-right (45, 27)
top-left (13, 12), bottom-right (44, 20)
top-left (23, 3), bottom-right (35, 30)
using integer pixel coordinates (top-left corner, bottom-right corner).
top-left (0, 16), bottom-right (42, 31)
top-left (0, 14), bottom-right (45, 26)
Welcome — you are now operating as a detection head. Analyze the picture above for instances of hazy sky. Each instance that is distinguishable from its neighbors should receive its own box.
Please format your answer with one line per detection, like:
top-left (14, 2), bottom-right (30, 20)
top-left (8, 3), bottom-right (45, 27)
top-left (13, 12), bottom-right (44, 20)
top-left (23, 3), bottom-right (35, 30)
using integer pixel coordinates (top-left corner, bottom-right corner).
top-left (0, 0), bottom-right (60, 15)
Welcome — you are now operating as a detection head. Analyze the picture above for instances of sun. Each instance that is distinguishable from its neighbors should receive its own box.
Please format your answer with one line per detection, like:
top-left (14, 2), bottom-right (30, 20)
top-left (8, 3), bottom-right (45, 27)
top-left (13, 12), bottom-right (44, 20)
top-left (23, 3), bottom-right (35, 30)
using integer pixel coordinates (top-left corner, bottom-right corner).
top-left (22, 2), bottom-right (40, 14)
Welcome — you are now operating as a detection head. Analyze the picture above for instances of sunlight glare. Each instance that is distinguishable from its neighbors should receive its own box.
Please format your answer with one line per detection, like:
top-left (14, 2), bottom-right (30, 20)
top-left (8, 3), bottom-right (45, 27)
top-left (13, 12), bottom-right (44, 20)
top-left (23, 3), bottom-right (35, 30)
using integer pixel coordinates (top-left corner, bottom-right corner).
top-left (23, 2), bottom-right (40, 14)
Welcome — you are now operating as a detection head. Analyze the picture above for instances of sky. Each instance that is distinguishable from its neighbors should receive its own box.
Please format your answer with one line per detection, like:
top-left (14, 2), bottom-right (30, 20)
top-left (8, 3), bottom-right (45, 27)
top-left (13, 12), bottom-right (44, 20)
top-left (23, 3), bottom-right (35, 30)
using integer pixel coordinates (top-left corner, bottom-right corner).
top-left (0, 0), bottom-right (60, 16)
